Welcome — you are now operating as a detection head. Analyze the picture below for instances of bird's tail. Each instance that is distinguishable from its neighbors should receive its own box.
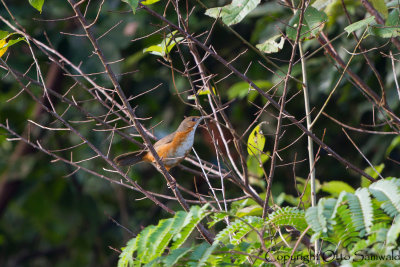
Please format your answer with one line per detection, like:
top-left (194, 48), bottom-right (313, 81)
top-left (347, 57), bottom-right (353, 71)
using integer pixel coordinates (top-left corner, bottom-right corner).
top-left (114, 150), bottom-right (146, 166)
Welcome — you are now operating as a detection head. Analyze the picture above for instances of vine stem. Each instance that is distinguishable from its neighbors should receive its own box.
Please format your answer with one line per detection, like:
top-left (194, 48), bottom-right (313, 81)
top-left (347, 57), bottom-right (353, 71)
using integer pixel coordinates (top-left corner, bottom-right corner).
top-left (299, 42), bottom-right (319, 263)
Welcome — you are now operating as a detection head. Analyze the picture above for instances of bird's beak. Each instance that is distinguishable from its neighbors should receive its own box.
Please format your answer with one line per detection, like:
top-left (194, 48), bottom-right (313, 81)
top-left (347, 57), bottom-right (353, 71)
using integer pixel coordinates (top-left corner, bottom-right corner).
top-left (197, 116), bottom-right (204, 126)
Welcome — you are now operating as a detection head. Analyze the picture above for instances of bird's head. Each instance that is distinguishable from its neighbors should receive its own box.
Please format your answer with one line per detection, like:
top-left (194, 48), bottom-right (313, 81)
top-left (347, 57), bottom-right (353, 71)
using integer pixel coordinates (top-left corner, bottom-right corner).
top-left (177, 116), bottom-right (203, 132)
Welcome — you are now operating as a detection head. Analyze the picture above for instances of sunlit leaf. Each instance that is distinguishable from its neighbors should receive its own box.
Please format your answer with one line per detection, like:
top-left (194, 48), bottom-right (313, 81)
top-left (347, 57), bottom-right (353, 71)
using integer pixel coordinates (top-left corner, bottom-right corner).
top-left (187, 87), bottom-right (216, 100)
top-left (228, 80), bottom-right (271, 100)
top-left (143, 45), bottom-right (163, 56)
top-left (247, 124), bottom-right (265, 156)
top-left (246, 124), bottom-right (269, 180)
top-left (141, 0), bottom-right (161, 5)
top-left (321, 181), bottom-right (355, 197)
top-left (344, 16), bottom-right (375, 35)
top-left (0, 39), bottom-right (8, 58)
top-left (362, 163), bottom-right (385, 187)
top-left (29, 0), bottom-right (44, 13)
top-left (247, 153), bottom-right (269, 178)
top-left (236, 205), bottom-right (263, 217)
top-left (256, 34), bottom-right (284, 54)
top-left (143, 31), bottom-right (183, 60)
top-left (205, 0), bottom-right (261, 26)
top-left (122, 0), bottom-right (139, 14)
top-left (0, 31), bottom-right (9, 40)
top-left (286, 6), bottom-right (327, 40)
top-left (387, 136), bottom-right (400, 156)
top-left (0, 34), bottom-right (26, 58)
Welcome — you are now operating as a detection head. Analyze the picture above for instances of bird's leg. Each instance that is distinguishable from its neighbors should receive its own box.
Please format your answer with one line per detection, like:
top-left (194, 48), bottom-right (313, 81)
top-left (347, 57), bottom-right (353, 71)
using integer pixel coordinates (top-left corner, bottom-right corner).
top-left (167, 178), bottom-right (177, 190)
top-left (166, 168), bottom-right (177, 189)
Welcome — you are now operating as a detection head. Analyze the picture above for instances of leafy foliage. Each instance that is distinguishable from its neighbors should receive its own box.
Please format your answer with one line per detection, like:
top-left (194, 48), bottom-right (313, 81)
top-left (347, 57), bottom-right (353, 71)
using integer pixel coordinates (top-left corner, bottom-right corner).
top-left (286, 6), bottom-right (327, 40)
top-left (118, 205), bottom-right (209, 266)
top-left (205, 0), bottom-right (261, 26)
top-left (29, 0), bottom-right (45, 13)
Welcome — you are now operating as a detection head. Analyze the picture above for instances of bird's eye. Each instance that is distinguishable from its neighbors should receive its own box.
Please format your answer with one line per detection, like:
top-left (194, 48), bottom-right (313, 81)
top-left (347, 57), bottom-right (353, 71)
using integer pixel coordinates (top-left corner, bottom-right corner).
top-left (191, 118), bottom-right (197, 122)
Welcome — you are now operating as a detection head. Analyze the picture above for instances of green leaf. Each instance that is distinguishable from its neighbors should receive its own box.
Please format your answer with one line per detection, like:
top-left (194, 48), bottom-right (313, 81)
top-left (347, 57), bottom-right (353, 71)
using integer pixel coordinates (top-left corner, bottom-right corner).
top-left (362, 163), bottom-right (385, 188)
top-left (143, 31), bottom-right (183, 60)
top-left (306, 205), bottom-right (327, 233)
top-left (205, 0), bottom-right (261, 26)
top-left (118, 238), bottom-right (137, 267)
top-left (386, 215), bottom-right (400, 246)
top-left (369, 24), bottom-right (400, 38)
top-left (136, 225), bottom-right (156, 263)
top-left (163, 247), bottom-right (193, 267)
top-left (235, 205), bottom-right (263, 217)
top-left (122, 0), bottom-right (139, 14)
top-left (0, 39), bottom-right (7, 58)
top-left (141, 0), bottom-right (161, 5)
top-left (143, 45), bottom-right (164, 56)
top-left (187, 87), bottom-right (216, 100)
top-left (344, 16), bottom-right (375, 35)
top-left (386, 135), bottom-right (400, 156)
top-left (256, 34), bottom-right (285, 54)
top-left (386, 9), bottom-right (400, 27)
top-left (188, 243), bottom-right (212, 267)
top-left (29, 0), bottom-right (44, 13)
top-left (247, 124), bottom-right (265, 157)
top-left (269, 207), bottom-right (308, 231)
top-left (286, 6), bottom-right (327, 40)
top-left (369, 179), bottom-right (400, 217)
top-left (246, 153), bottom-right (269, 178)
top-left (312, 0), bottom-right (335, 10)
top-left (321, 180), bottom-right (355, 197)
top-left (370, 0), bottom-right (388, 19)
top-left (171, 205), bottom-right (209, 250)
top-left (215, 216), bottom-right (263, 244)
top-left (1, 37), bottom-right (26, 49)
top-left (346, 188), bottom-right (373, 234)
top-left (194, 242), bottom-right (219, 267)
top-left (227, 80), bottom-right (271, 100)
top-left (0, 31), bottom-right (9, 40)
top-left (365, 163), bottom-right (385, 180)
top-left (0, 35), bottom-right (26, 58)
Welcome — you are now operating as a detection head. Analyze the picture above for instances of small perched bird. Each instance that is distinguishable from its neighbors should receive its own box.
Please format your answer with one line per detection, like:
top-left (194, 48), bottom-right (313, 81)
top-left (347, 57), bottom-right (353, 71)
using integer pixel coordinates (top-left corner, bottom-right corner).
top-left (114, 116), bottom-right (203, 171)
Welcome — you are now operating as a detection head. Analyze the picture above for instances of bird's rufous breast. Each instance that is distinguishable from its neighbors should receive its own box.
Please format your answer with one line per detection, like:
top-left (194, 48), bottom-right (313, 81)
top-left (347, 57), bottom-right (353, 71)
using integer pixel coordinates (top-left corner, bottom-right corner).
top-left (142, 126), bottom-right (197, 169)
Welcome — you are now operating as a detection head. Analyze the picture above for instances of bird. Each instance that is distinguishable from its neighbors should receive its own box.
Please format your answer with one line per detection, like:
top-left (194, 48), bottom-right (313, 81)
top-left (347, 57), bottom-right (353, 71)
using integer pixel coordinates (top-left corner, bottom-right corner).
top-left (114, 116), bottom-right (203, 171)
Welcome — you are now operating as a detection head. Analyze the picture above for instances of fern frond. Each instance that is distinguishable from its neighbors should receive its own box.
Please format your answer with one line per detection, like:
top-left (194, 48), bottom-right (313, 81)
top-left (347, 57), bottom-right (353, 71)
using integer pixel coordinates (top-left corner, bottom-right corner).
top-left (147, 210), bottom-right (189, 261)
top-left (369, 179), bottom-right (400, 217)
top-left (171, 205), bottom-right (209, 250)
top-left (188, 243), bottom-right (211, 267)
top-left (118, 205), bottom-right (210, 266)
top-left (345, 188), bottom-right (373, 235)
top-left (136, 225), bottom-right (156, 263)
top-left (332, 205), bottom-right (359, 249)
top-left (268, 206), bottom-right (307, 231)
top-left (195, 242), bottom-right (219, 267)
top-left (215, 216), bottom-right (262, 244)
top-left (118, 237), bottom-right (137, 267)
top-left (372, 199), bottom-right (392, 224)
top-left (331, 191), bottom-right (347, 219)
top-left (163, 247), bottom-right (193, 267)
top-left (305, 203), bottom-right (327, 233)
top-left (386, 215), bottom-right (400, 247)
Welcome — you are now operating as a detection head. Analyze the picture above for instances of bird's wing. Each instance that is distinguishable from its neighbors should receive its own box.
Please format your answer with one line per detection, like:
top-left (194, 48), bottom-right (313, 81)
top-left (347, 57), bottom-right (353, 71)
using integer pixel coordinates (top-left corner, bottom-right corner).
top-left (153, 132), bottom-right (176, 149)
